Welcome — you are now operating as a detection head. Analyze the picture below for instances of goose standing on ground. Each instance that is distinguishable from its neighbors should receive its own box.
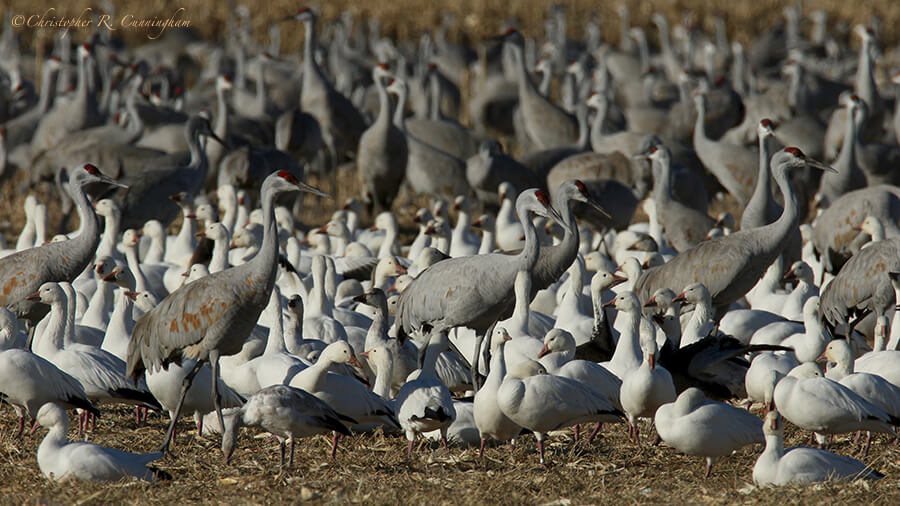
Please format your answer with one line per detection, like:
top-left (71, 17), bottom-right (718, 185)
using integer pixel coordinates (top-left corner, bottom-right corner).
top-left (497, 357), bottom-right (624, 464)
top-left (221, 384), bottom-right (354, 469)
top-left (620, 330), bottom-right (676, 445)
top-left (654, 387), bottom-right (764, 477)
top-left (393, 332), bottom-right (457, 459)
top-left (126, 171), bottom-right (329, 454)
top-left (33, 403), bottom-right (167, 483)
top-left (753, 409), bottom-right (884, 486)
top-left (772, 363), bottom-right (900, 446)
top-left (473, 328), bottom-right (521, 457)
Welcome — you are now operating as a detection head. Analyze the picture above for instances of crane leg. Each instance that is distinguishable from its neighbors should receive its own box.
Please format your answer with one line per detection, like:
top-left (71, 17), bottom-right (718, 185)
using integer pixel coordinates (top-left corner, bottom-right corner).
top-left (159, 360), bottom-right (203, 453)
top-left (210, 351), bottom-right (225, 445)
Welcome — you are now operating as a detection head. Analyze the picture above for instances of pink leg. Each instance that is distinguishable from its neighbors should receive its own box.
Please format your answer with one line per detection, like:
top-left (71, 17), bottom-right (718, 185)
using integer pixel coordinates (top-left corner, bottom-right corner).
top-left (634, 424), bottom-right (642, 448)
top-left (441, 435), bottom-right (448, 450)
top-left (479, 438), bottom-right (486, 459)
top-left (16, 416), bottom-right (24, 437)
top-left (863, 432), bottom-right (872, 457)
top-left (331, 432), bottom-right (340, 458)
top-left (135, 407), bottom-right (141, 425)
top-left (537, 438), bottom-right (546, 465)
top-left (573, 424), bottom-right (580, 443)
top-left (197, 416), bottom-right (204, 437)
top-left (587, 422), bottom-right (603, 444)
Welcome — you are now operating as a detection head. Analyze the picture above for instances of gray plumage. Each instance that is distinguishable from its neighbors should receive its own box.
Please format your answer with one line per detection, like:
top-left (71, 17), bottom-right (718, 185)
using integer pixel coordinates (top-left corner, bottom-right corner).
top-left (819, 238), bottom-right (900, 328)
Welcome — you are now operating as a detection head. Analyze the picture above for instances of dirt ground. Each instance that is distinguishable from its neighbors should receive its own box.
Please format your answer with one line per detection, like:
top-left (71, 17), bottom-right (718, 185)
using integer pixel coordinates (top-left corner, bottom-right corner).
top-left (1, 404), bottom-right (899, 504)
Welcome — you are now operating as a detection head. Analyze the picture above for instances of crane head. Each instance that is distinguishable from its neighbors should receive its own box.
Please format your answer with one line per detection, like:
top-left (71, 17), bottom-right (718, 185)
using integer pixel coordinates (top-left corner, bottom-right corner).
top-left (271, 170), bottom-right (330, 199)
top-left (780, 147), bottom-right (837, 174)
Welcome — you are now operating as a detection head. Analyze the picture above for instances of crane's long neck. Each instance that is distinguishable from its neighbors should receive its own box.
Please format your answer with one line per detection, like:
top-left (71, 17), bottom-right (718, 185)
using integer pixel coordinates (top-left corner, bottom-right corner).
top-left (856, 38), bottom-right (878, 111)
top-left (511, 44), bottom-right (536, 100)
top-left (537, 188), bottom-right (578, 291)
top-left (302, 19), bottom-right (325, 84)
top-left (38, 62), bottom-right (56, 113)
top-left (651, 157), bottom-right (674, 203)
top-left (75, 53), bottom-right (88, 107)
top-left (759, 164), bottom-right (800, 253)
top-left (515, 205), bottom-right (541, 274)
top-left (743, 134), bottom-right (773, 229)
top-left (252, 186), bottom-right (283, 296)
top-left (68, 181), bottom-right (101, 262)
top-left (591, 101), bottom-right (610, 136)
top-left (374, 77), bottom-right (391, 131)
top-left (214, 86), bottom-right (228, 141)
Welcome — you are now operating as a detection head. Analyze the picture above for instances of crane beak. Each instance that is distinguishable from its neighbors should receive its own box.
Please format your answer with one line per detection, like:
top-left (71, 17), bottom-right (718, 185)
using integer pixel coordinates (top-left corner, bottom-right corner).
top-left (101, 175), bottom-right (128, 189)
top-left (585, 199), bottom-right (611, 219)
top-left (542, 204), bottom-right (565, 226)
top-left (806, 157), bottom-right (838, 174)
top-left (294, 180), bottom-right (330, 199)
top-left (537, 344), bottom-right (551, 359)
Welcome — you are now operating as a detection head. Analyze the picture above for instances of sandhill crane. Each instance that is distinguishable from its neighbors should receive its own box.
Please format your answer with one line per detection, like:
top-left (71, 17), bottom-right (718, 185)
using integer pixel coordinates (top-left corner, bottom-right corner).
top-left (396, 189), bottom-right (563, 351)
top-left (819, 239), bottom-right (900, 330)
top-left (386, 78), bottom-right (471, 200)
top-left (819, 94), bottom-right (867, 205)
top-left (501, 29), bottom-right (578, 150)
top-left (0, 164), bottom-right (124, 323)
top-left (107, 116), bottom-right (224, 230)
top-left (692, 92), bottom-right (757, 206)
top-left (288, 7), bottom-right (366, 188)
top-left (356, 64), bottom-right (407, 213)
top-left (126, 171), bottom-right (328, 453)
top-left (634, 148), bottom-right (835, 312)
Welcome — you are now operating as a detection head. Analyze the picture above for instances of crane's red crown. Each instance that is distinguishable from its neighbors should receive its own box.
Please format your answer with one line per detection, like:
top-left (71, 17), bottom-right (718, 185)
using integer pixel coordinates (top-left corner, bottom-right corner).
top-left (277, 170), bottom-right (299, 184)
top-left (784, 147), bottom-right (805, 158)
top-left (760, 118), bottom-right (773, 128)
top-left (574, 180), bottom-right (588, 196)
top-left (535, 190), bottom-right (550, 206)
top-left (83, 164), bottom-right (100, 175)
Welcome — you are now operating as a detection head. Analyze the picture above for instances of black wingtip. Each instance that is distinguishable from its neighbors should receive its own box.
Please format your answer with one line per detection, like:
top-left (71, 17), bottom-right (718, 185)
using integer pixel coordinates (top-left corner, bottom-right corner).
top-left (111, 388), bottom-right (162, 411)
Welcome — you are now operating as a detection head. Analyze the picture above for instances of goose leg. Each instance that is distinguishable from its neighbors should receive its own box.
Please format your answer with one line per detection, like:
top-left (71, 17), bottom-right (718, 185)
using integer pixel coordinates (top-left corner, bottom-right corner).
top-left (330, 432), bottom-right (340, 458)
top-left (536, 433), bottom-right (546, 465)
top-left (704, 458), bottom-right (714, 478)
top-left (479, 438), bottom-right (486, 459)
top-left (289, 437), bottom-right (295, 467)
top-left (16, 415), bottom-right (24, 437)
top-left (279, 439), bottom-right (286, 471)
top-left (210, 351), bottom-right (225, 444)
top-left (573, 424), bottom-right (580, 443)
top-left (159, 359), bottom-right (203, 453)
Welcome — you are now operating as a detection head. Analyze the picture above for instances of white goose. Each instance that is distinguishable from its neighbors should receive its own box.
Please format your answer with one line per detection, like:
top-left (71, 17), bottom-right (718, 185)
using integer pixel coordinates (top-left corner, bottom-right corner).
top-left (393, 332), bottom-right (457, 459)
top-left (602, 291), bottom-right (644, 379)
top-left (744, 352), bottom-right (799, 406)
top-left (673, 283), bottom-right (715, 348)
top-left (654, 387), bottom-right (764, 477)
top-left (772, 363), bottom-right (899, 444)
top-left (751, 297), bottom-right (829, 364)
top-left (449, 195), bottom-right (480, 258)
top-left (221, 384), bottom-right (354, 469)
top-left (497, 357), bottom-right (624, 464)
top-left (753, 409), bottom-right (884, 486)
top-left (781, 261), bottom-right (818, 320)
top-left (239, 287), bottom-right (308, 392)
top-left (537, 328), bottom-right (622, 410)
top-left (552, 256), bottom-right (594, 346)
top-left (289, 340), bottom-right (398, 450)
top-left (33, 403), bottom-right (166, 483)
top-left (473, 328), bottom-right (521, 456)
top-left (620, 330), bottom-right (676, 445)
top-left (498, 269), bottom-right (554, 368)
top-left (495, 182), bottom-right (525, 251)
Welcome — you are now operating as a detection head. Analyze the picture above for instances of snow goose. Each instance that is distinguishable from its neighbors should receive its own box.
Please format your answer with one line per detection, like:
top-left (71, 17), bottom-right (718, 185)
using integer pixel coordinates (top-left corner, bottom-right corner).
top-left (33, 403), bottom-right (168, 483)
top-left (823, 338), bottom-right (900, 453)
top-left (745, 352), bottom-right (799, 406)
top-left (289, 340), bottom-right (398, 447)
top-left (654, 387), bottom-right (764, 477)
top-left (498, 269), bottom-right (554, 368)
top-left (0, 332), bottom-right (98, 435)
top-left (120, 229), bottom-right (166, 298)
top-left (537, 328), bottom-right (622, 410)
top-left (98, 266), bottom-right (139, 361)
top-left (673, 283), bottom-right (715, 348)
top-left (393, 331), bottom-right (457, 459)
top-left (407, 208), bottom-right (433, 262)
top-left (552, 256), bottom-right (593, 346)
top-left (753, 409), bottom-right (883, 486)
top-left (602, 291), bottom-right (643, 379)
top-left (372, 211), bottom-right (401, 259)
top-left (495, 182), bottom-right (525, 251)
top-left (29, 282), bottom-right (161, 418)
top-left (302, 256), bottom-right (348, 344)
top-left (221, 384), bottom-right (354, 469)
top-left (772, 363), bottom-right (900, 445)
top-left (781, 261), bottom-right (818, 320)
top-left (355, 289), bottom-right (418, 391)
top-left (473, 328), bottom-right (521, 456)
top-left (195, 222), bottom-right (231, 274)
top-left (497, 357), bottom-right (624, 464)
top-left (620, 330), bottom-right (676, 445)
top-left (164, 192), bottom-right (197, 267)
top-left (574, 270), bottom-right (625, 363)
top-left (77, 258), bottom-right (116, 334)
top-left (240, 287), bottom-right (308, 391)
top-left (449, 195), bottom-right (480, 258)
top-left (852, 343), bottom-right (900, 389)
top-left (751, 297), bottom-right (829, 364)
top-left (472, 213), bottom-right (496, 255)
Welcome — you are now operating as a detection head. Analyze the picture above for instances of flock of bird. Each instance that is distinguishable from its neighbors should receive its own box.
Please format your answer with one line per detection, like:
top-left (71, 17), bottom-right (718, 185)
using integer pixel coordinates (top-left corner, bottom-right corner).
top-left (1, 2), bottom-right (900, 490)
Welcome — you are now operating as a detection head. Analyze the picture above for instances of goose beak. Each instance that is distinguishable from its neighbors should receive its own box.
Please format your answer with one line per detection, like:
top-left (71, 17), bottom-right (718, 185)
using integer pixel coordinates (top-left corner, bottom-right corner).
top-left (648, 354), bottom-right (656, 371)
top-left (26, 292), bottom-right (41, 301)
top-left (602, 299), bottom-right (616, 308)
top-left (186, 212), bottom-right (197, 219)
top-left (643, 296), bottom-right (657, 308)
top-left (611, 274), bottom-right (627, 286)
top-left (30, 420), bottom-right (40, 435)
top-left (782, 268), bottom-right (795, 280)
top-left (195, 231), bottom-right (206, 238)
top-left (537, 344), bottom-right (551, 359)
top-left (359, 351), bottom-right (369, 359)
top-left (125, 291), bottom-right (139, 301)
top-left (395, 264), bottom-right (407, 275)
top-left (101, 270), bottom-right (119, 282)
top-left (348, 354), bottom-right (363, 368)
top-left (369, 224), bottom-right (379, 231)
top-left (352, 293), bottom-right (367, 304)
top-left (672, 291), bottom-right (686, 303)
